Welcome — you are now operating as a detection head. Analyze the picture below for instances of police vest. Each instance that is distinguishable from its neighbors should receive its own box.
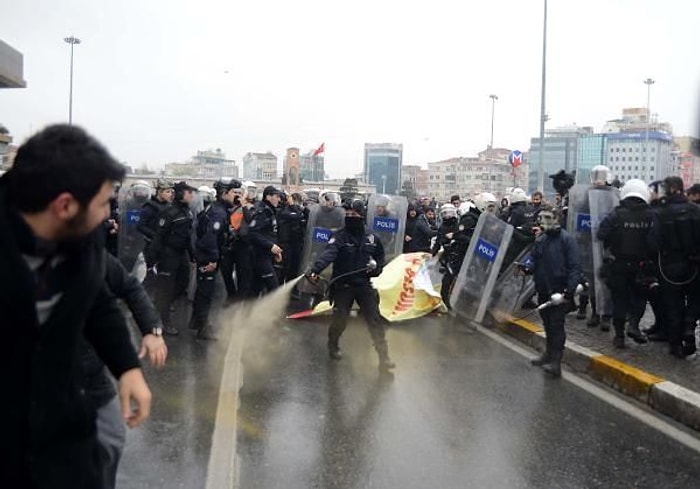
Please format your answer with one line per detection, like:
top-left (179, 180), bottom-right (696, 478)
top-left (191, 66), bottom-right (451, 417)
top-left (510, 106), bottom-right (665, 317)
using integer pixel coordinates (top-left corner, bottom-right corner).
top-left (612, 206), bottom-right (652, 260)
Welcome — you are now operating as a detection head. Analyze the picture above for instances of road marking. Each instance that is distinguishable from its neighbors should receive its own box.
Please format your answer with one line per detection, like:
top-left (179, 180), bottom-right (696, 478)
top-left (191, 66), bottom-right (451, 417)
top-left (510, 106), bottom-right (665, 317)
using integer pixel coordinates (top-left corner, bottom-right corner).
top-left (205, 328), bottom-right (245, 489)
top-left (475, 324), bottom-right (700, 454)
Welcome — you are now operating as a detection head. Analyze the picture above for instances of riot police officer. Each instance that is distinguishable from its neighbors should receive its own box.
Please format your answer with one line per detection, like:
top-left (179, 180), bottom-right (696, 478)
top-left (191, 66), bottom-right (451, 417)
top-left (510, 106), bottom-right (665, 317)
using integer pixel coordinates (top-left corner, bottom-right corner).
top-left (648, 176), bottom-right (700, 358)
top-left (148, 181), bottom-right (196, 335)
top-left (138, 178), bottom-right (174, 267)
top-left (278, 192), bottom-right (307, 283)
top-left (249, 185), bottom-right (284, 294)
top-left (189, 178), bottom-right (241, 339)
top-left (502, 188), bottom-right (537, 230)
top-left (308, 200), bottom-right (394, 371)
top-left (597, 179), bottom-right (654, 349)
top-left (432, 203), bottom-right (460, 308)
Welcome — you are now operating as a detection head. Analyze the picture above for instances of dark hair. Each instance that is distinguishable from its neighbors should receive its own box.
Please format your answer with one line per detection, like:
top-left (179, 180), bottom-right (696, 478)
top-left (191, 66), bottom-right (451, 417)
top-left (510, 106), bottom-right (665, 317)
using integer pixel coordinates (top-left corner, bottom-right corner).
top-left (7, 125), bottom-right (125, 212)
top-left (532, 191), bottom-right (543, 198)
top-left (664, 176), bottom-right (684, 195)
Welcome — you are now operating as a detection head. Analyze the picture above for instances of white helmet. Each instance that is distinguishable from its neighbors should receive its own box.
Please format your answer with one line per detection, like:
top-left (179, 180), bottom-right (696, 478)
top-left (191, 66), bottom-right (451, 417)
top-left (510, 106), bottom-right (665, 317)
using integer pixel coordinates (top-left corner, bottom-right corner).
top-left (130, 180), bottom-right (152, 200)
top-left (474, 192), bottom-right (498, 213)
top-left (439, 203), bottom-right (457, 220)
top-left (457, 201), bottom-right (476, 216)
top-left (620, 179), bottom-right (650, 204)
top-left (591, 165), bottom-right (611, 186)
top-left (198, 185), bottom-right (216, 203)
top-left (510, 188), bottom-right (528, 204)
top-left (242, 180), bottom-right (257, 200)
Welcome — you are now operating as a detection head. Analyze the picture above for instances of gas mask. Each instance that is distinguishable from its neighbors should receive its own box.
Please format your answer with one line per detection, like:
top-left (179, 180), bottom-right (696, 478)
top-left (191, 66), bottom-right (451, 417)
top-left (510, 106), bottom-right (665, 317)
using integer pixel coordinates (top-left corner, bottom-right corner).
top-left (345, 216), bottom-right (365, 235)
top-left (537, 210), bottom-right (560, 233)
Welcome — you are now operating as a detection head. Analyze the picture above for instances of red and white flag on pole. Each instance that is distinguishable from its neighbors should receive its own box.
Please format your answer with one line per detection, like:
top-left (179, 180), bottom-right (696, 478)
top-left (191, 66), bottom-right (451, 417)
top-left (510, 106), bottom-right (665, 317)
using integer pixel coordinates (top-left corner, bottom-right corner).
top-left (313, 142), bottom-right (325, 156)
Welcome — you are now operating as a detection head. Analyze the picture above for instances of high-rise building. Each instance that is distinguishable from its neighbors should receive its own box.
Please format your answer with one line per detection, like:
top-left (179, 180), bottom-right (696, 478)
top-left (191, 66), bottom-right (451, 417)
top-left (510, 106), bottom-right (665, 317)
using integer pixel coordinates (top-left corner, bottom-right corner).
top-left (163, 148), bottom-right (238, 179)
top-left (576, 134), bottom-right (607, 185)
top-left (0, 39), bottom-right (26, 88)
top-left (364, 143), bottom-right (403, 195)
top-left (604, 132), bottom-right (673, 183)
top-left (0, 126), bottom-right (13, 169)
top-left (528, 126), bottom-right (593, 195)
top-left (299, 150), bottom-right (325, 182)
top-left (674, 137), bottom-right (700, 188)
top-left (242, 152), bottom-right (278, 180)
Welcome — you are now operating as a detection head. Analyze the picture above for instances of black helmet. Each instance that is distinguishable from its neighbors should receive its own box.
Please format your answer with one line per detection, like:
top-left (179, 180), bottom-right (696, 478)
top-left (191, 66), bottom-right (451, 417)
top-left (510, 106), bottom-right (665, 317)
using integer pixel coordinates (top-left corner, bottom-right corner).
top-left (213, 177), bottom-right (242, 193)
top-left (343, 198), bottom-right (366, 217)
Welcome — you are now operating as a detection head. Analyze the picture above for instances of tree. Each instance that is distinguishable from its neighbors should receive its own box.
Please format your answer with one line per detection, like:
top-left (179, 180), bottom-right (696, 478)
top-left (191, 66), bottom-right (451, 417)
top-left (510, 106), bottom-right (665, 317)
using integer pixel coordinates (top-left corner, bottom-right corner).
top-left (400, 179), bottom-right (417, 200)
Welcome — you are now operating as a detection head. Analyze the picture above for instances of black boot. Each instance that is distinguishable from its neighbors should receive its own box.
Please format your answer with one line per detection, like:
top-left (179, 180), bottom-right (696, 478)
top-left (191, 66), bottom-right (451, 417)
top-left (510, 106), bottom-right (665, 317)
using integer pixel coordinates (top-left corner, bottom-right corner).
top-left (576, 301), bottom-right (587, 320)
top-left (626, 320), bottom-right (647, 344)
top-left (196, 324), bottom-right (218, 341)
top-left (587, 315), bottom-right (600, 328)
top-left (682, 331), bottom-right (697, 356)
top-left (542, 350), bottom-right (562, 377)
top-left (530, 353), bottom-right (550, 367)
top-left (328, 339), bottom-right (342, 360)
top-left (613, 336), bottom-right (625, 349)
top-left (600, 316), bottom-right (612, 332)
top-left (669, 345), bottom-right (686, 359)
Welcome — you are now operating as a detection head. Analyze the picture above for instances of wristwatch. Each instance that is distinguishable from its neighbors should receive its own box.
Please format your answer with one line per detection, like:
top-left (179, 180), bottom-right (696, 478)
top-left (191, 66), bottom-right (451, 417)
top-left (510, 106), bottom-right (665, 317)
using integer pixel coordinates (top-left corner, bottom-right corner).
top-left (151, 327), bottom-right (163, 337)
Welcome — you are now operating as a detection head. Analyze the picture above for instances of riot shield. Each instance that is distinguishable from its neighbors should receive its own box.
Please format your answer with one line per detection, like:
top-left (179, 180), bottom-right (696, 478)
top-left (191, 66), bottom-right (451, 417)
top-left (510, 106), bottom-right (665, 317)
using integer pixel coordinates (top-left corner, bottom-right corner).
top-left (118, 182), bottom-right (153, 276)
top-left (566, 184), bottom-right (593, 277)
top-left (589, 187), bottom-right (619, 318)
top-left (366, 194), bottom-right (408, 262)
top-left (489, 244), bottom-right (535, 321)
top-left (299, 203), bottom-right (346, 275)
top-left (449, 212), bottom-right (514, 324)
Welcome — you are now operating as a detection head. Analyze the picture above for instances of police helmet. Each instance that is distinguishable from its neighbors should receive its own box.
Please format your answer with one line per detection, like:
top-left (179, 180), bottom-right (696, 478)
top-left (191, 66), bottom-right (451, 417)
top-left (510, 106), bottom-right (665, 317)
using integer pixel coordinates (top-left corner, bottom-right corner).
top-left (198, 185), bottom-right (216, 203)
top-left (322, 191), bottom-right (341, 206)
top-left (457, 201), bottom-right (476, 216)
top-left (509, 188), bottom-right (528, 204)
top-left (343, 198), bottom-right (366, 217)
top-left (242, 180), bottom-right (257, 199)
top-left (474, 192), bottom-right (498, 213)
top-left (591, 165), bottom-right (611, 186)
top-left (620, 179), bottom-right (650, 204)
top-left (214, 177), bottom-right (242, 193)
top-left (131, 181), bottom-right (152, 200)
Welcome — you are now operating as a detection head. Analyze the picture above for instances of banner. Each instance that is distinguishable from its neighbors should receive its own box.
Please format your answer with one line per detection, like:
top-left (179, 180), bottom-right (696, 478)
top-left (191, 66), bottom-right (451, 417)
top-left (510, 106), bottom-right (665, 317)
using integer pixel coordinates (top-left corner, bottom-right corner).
top-left (288, 252), bottom-right (446, 321)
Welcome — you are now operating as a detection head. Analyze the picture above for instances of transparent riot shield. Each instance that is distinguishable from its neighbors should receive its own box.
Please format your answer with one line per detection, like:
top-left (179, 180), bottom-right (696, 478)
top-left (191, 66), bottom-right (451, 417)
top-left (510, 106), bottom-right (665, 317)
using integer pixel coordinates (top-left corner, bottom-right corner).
top-left (450, 212), bottom-right (514, 324)
top-left (118, 182), bottom-right (152, 276)
top-left (366, 194), bottom-right (407, 262)
top-left (567, 184), bottom-right (593, 277)
top-left (589, 187), bottom-right (619, 317)
top-left (489, 244), bottom-right (535, 321)
top-left (299, 203), bottom-right (346, 275)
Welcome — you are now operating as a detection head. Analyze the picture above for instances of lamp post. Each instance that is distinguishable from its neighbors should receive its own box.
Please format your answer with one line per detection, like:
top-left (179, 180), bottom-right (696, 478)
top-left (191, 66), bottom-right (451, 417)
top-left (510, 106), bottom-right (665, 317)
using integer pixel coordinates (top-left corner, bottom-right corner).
top-left (643, 78), bottom-right (655, 176)
top-left (489, 94), bottom-right (498, 152)
top-left (537, 0), bottom-right (548, 192)
top-left (64, 36), bottom-right (81, 125)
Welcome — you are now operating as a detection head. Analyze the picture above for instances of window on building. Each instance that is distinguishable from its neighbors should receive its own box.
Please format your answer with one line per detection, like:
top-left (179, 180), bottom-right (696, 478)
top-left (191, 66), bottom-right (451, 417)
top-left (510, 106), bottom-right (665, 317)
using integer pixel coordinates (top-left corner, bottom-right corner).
top-left (635, 157), bottom-right (639, 161)
top-left (651, 166), bottom-right (654, 171)
top-left (615, 157), bottom-right (619, 161)
top-left (622, 157), bottom-right (626, 162)
top-left (651, 157), bottom-right (655, 162)
top-left (616, 148), bottom-right (620, 152)
top-left (635, 166), bottom-right (638, 171)
top-left (622, 148), bottom-right (626, 152)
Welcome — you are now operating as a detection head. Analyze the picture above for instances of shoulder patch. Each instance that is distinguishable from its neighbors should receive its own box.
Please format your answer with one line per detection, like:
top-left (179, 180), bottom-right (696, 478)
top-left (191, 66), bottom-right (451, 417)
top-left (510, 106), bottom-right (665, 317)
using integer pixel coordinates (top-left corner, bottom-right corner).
top-left (328, 237), bottom-right (336, 244)
top-left (213, 222), bottom-right (221, 231)
top-left (250, 219), bottom-right (257, 228)
top-left (367, 234), bottom-right (375, 244)
top-left (158, 218), bottom-right (166, 227)
top-left (459, 225), bottom-right (465, 231)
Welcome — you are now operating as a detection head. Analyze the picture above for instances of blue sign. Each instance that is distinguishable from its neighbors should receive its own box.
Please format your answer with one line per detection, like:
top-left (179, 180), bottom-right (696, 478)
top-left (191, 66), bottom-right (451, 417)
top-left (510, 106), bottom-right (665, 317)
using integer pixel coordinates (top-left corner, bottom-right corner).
top-left (313, 227), bottom-right (332, 243)
top-left (576, 213), bottom-right (591, 232)
top-left (126, 209), bottom-right (141, 224)
top-left (373, 216), bottom-right (399, 234)
top-left (475, 237), bottom-right (498, 263)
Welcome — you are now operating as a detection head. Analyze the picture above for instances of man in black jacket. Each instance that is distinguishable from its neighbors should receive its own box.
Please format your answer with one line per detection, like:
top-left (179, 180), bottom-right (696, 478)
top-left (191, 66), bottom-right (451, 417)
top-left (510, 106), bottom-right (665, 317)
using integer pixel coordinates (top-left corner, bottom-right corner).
top-left (0, 124), bottom-right (151, 489)
top-left (249, 185), bottom-right (284, 294)
top-left (138, 178), bottom-right (173, 266)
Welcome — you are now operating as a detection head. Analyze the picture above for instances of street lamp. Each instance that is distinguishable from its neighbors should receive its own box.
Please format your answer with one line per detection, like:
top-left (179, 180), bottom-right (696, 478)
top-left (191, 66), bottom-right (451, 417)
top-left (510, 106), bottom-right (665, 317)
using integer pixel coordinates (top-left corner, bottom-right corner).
top-left (537, 0), bottom-right (548, 192)
top-left (64, 36), bottom-right (81, 125)
top-left (644, 78), bottom-right (655, 171)
top-left (489, 94), bottom-right (498, 152)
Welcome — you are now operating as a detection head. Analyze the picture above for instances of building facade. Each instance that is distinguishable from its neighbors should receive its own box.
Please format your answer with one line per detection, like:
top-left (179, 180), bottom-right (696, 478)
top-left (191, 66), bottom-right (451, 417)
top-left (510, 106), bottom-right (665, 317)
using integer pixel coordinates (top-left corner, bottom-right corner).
top-left (576, 134), bottom-right (607, 185)
top-left (299, 150), bottom-right (325, 182)
top-left (364, 143), bottom-right (403, 195)
top-left (0, 39), bottom-right (25, 88)
top-left (604, 131), bottom-right (673, 183)
top-left (528, 126), bottom-right (593, 195)
top-left (242, 152), bottom-right (278, 180)
top-left (164, 148), bottom-right (238, 179)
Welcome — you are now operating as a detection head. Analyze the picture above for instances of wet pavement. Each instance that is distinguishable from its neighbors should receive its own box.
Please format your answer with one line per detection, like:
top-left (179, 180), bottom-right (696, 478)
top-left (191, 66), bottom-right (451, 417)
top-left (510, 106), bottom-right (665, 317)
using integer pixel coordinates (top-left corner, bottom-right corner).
top-left (117, 298), bottom-right (228, 489)
top-left (236, 315), bottom-right (700, 489)
top-left (526, 306), bottom-right (700, 394)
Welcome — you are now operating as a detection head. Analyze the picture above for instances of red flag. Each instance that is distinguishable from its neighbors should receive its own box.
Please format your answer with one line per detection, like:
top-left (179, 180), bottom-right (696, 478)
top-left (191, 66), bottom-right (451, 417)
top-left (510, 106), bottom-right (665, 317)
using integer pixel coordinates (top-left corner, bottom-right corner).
top-left (312, 142), bottom-right (325, 156)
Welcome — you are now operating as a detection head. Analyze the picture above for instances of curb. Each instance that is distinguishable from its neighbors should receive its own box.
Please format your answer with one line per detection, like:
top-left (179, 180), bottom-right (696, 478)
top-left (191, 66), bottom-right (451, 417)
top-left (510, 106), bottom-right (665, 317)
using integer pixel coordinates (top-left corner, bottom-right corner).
top-left (499, 317), bottom-right (700, 432)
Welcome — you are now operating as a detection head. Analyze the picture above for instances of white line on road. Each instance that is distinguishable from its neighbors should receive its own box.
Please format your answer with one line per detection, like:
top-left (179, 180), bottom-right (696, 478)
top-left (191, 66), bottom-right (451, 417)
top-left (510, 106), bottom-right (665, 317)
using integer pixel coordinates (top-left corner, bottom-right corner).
top-left (476, 324), bottom-right (700, 454)
top-left (205, 328), bottom-right (245, 489)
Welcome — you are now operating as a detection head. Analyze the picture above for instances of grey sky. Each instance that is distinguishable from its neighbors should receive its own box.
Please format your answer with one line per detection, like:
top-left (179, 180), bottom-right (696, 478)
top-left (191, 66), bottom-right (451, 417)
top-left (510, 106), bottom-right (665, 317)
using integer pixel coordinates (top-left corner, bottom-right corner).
top-left (2, 0), bottom-right (698, 178)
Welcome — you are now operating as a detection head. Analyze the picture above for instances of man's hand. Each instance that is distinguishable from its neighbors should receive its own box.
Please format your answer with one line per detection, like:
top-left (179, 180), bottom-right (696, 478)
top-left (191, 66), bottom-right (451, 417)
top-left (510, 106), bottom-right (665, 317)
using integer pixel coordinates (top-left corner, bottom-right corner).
top-left (532, 225), bottom-right (542, 237)
top-left (118, 368), bottom-right (152, 428)
top-left (271, 244), bottom-right (283, 255)
top-left (139, 334), bottom-right (168, 368)
top-left (405, 235), bottom-right (412, 242)
top-left (445, 232), bottom-right (454, 240)
top-left (202, 262), bottom-right (217, 273)
top-left (307, 272), bottom-right (319, 284)
top-left (108, 219), bottom-right (119, 234)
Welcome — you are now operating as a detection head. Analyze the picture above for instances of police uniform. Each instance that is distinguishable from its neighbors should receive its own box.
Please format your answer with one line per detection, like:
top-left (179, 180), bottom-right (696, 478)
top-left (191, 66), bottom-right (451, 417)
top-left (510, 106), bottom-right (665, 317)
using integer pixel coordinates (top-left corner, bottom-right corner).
top-left (190, 198), bottom-right (230, 338)
top-left (248, 189), bottom-right (282, 294)
top-left (138, 196), bottom-right (170, 263)
top-left (597, 198), bottom-right (654, 347)
top-left (431, 216), bottom-right (461, 308)
top-left (310, 221), bottom-right (394, 370)
top-left (148, 191), bottom-right (195, 335)
top-left (277, 201), bottom-right (306, 283)
top-left (649, 191), bottom-right (700, 358)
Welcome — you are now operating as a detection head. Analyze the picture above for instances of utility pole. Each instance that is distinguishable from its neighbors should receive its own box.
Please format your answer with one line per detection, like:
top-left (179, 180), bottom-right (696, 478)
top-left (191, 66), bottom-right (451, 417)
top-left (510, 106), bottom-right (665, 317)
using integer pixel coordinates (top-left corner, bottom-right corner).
top-left (537, 0), bottom-right (548, 192)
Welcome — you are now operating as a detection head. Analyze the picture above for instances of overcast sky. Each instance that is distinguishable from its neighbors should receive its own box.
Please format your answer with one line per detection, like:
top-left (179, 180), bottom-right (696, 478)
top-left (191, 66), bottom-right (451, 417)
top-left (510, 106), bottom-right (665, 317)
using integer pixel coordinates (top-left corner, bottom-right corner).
top-left (2, 0), bottom-right (698, 178)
